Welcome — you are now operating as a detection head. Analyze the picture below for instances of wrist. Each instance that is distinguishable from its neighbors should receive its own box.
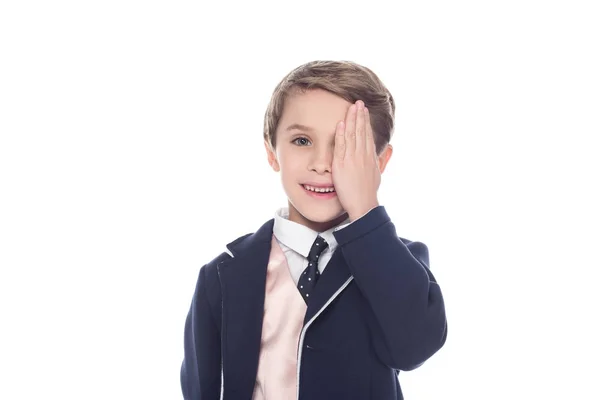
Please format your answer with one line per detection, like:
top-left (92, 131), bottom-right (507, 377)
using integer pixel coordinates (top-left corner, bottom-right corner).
top-left (347, 202), bottom-right (379, 222)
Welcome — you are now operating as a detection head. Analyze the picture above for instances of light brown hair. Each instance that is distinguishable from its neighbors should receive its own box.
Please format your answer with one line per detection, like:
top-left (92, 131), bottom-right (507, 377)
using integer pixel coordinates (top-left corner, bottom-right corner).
top-left (263, 60), bottom-right (395, 155)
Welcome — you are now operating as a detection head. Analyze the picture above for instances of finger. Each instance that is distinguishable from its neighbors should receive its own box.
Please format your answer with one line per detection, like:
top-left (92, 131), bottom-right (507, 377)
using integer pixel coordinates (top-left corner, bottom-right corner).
top-left (344, 103), bottom-right (357, 158)
top-left (355, 101), bottom-right (366, 156)
top-left (334, 120), bottom-right (346, 161)
top-left (365, 107), bottom-right (377, 159)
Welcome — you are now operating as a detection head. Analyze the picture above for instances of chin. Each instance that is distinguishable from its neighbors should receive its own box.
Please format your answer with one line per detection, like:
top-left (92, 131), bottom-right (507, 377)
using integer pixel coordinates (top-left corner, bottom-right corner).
top-left (290, 200), bottom-right (347, 224)
top-left (285, 183), bottom-right (348, 226)
top-left (303, 209), bottom-right (342, 223)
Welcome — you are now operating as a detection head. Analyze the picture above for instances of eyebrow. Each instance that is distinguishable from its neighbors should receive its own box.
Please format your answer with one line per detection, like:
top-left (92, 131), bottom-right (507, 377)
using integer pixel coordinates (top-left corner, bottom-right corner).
top-left (285, 123), bottom-right (315, 133)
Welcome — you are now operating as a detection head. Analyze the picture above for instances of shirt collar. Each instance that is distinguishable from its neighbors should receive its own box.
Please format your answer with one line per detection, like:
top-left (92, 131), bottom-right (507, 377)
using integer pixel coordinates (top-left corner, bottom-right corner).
top-left (273, 207), bottom-right (351, 257)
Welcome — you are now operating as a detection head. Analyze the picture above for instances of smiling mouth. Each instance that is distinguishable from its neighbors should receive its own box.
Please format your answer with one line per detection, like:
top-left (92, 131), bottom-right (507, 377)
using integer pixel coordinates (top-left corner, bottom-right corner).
top-left (300, 184), bottom-right (337, 199)
top-left (301, 184), bottom-right (336, 193)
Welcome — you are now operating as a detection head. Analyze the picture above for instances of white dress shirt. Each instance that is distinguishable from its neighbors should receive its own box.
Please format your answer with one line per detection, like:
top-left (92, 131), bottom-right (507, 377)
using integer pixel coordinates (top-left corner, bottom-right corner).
top-left (272, 207), bottom-right (375, 285)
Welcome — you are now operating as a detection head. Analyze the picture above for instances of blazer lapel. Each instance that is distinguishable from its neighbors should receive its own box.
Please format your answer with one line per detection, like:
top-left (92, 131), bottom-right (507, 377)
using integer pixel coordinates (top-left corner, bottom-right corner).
top-left (303, 247), bottom-right (354, 325)
top-left (217, 219), bottom-right (274, 399)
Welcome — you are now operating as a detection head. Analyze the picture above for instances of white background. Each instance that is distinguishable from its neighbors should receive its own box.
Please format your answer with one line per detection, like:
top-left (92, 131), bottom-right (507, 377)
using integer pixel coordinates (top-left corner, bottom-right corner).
top-left (1, 1), bottom-right (599, 399)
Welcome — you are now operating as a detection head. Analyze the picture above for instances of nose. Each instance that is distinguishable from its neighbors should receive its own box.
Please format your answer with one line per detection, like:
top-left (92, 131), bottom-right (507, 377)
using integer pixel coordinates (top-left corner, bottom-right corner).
top-left (309, 145), bottom-right (333, 174)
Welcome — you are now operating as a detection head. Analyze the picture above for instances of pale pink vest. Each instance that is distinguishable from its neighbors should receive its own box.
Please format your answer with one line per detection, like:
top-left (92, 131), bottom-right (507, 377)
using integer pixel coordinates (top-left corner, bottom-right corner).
top-left (252, 235), bottom-right (307, 399)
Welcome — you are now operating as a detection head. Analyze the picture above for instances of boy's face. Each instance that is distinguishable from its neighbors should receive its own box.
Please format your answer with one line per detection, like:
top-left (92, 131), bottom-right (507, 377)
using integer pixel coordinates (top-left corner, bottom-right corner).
top-left (265, 88), bottom-right (392, 232)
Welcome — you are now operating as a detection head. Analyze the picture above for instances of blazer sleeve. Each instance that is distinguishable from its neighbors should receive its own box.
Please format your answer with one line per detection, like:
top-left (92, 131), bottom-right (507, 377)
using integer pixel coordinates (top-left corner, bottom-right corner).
top-left (333, 206), bottom-right (448, 371)
top-left (181, 264), bottom-right (222, 400)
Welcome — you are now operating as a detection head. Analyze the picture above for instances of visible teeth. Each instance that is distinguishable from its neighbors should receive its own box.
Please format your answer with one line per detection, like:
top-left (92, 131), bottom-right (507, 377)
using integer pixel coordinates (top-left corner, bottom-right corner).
top-left (303, 184), bottom-right (335, 193)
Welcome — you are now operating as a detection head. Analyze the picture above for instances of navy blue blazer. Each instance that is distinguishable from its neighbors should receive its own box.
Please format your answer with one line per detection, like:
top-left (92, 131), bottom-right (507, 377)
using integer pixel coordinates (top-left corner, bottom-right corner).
top-left (181, 206), bottom-right (447, 400)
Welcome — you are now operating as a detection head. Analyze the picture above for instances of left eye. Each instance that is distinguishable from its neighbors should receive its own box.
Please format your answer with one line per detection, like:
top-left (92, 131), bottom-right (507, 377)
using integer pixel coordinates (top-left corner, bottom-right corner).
top-left (293, 137), bottom-right (311, 146)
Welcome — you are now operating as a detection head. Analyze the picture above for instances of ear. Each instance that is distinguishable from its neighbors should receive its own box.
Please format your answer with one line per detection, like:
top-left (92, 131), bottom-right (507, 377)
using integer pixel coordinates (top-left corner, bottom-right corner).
top-left (264, 140), bottom-right (281, 172)
top-left (377, 144), bottom-right (393, 174)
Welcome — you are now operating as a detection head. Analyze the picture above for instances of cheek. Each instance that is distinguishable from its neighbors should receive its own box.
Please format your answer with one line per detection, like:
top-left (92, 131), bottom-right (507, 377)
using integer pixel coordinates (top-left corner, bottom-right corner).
top-left (278, 152), bottom-right (305, 172)
top-left (279, 160), bottom-right (306, 189)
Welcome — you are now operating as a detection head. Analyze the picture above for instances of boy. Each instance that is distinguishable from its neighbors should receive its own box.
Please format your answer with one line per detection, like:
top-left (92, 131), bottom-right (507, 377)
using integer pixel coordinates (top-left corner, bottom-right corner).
top-left (181, 60), bottom-right (447, 400)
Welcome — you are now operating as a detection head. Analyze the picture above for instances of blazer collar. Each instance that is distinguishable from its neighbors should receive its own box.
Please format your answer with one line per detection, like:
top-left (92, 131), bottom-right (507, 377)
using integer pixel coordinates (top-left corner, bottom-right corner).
top-left (302, 247), bottom-right (352, 324)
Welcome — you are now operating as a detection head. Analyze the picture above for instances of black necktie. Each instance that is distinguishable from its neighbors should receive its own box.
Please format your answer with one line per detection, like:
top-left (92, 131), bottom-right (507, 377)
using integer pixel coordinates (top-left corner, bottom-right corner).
top-left (297, 235), bottom-right (328, 304)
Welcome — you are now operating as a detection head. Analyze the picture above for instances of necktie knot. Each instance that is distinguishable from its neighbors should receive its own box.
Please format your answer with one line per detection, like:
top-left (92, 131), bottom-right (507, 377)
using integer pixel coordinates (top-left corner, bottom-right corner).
top-left (308, 235), bottom-right (328, 263)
